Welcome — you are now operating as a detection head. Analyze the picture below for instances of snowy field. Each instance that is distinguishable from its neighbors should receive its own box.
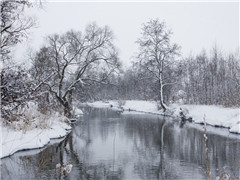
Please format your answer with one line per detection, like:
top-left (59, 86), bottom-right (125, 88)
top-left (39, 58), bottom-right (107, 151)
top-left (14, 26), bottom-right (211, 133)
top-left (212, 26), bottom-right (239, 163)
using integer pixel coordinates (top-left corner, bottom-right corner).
top-left (86, 100), bottom-right (240, 134)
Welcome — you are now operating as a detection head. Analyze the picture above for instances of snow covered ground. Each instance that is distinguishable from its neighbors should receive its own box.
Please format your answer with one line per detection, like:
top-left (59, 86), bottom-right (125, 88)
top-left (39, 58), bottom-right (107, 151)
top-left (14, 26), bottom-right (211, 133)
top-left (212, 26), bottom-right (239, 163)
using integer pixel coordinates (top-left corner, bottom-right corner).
top-left (0, 115), bottom-right (71, 159)
top-left (174, 104), bottom-right (240, 134)
top-left (0, 102), bottom-right (74, 159)
top-left (86, 100), bottom-right (240, 134)
top-left (87, 100), bottom-right (161, 114)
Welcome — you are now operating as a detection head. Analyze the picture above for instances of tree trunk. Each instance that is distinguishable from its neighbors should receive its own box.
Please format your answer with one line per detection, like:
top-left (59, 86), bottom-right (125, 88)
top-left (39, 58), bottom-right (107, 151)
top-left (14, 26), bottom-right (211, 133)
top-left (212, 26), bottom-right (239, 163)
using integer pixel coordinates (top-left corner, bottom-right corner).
top-left (69, 90), bottom-right (73, 109)
top-left (159, 84), bottom-right (167, 112)
top-left (63, 101), bottom-right (72, 118)
top-left (55, 95), bottom-right (72, 118)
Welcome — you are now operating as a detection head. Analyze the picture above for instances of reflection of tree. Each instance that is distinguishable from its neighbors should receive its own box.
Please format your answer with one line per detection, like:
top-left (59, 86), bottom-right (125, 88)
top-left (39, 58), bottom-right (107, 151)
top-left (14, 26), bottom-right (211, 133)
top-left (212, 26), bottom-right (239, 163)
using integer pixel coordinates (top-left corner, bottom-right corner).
top-left (33, 108), bottom-right (124, 180)
top-left (130, 117), bottom-right (171, 179)
top-left (122, 114), bottom-right (240, 179)
top-left (62, 131), bottom-right (124, 180)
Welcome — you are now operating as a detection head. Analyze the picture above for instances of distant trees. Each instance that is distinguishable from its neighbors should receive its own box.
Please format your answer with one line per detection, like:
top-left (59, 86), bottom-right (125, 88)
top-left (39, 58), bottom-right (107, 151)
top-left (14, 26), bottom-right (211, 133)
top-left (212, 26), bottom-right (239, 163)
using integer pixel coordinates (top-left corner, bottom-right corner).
top-left (136, 19), bottom-right (180, 111)
top-left (180, 48), bottom-right (240, 106)
top-left (32, 24), bottom-right (120, 117)
top-left (118, 47), bottom-right (240, 107)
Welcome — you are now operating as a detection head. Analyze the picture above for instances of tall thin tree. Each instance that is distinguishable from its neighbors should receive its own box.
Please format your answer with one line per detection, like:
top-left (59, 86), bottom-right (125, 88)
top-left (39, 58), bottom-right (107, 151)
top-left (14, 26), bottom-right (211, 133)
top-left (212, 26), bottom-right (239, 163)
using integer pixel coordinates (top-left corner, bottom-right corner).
top-left (136, 19), bottom-right (180, 111)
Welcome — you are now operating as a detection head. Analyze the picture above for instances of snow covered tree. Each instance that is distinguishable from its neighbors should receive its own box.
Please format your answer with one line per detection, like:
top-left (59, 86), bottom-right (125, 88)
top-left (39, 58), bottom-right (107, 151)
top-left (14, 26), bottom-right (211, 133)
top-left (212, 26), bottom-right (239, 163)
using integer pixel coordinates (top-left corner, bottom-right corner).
top-left (0, 0), bottom-right (43, 122)
top-left (32, 24), bottom-right (120, 117)
top-left (1, 65), bottom-right (36, 121)
top-left (0, 0), bottom-right (36, 61)
top-left (136, 19), bottom-right (180, 111)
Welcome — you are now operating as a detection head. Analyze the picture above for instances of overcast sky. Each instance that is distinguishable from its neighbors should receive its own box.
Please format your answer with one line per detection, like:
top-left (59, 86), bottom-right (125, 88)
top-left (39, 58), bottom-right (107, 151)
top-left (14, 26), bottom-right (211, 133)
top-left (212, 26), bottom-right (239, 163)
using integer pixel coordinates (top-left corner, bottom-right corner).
top-left (16, 1), bottom-right (239, 68)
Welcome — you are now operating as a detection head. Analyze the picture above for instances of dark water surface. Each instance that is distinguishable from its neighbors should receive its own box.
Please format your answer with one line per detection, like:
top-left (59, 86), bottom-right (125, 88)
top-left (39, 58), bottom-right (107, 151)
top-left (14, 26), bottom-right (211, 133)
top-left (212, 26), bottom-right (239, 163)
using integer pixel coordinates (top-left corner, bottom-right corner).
top-left (1, 107), bottom-right (240, 180)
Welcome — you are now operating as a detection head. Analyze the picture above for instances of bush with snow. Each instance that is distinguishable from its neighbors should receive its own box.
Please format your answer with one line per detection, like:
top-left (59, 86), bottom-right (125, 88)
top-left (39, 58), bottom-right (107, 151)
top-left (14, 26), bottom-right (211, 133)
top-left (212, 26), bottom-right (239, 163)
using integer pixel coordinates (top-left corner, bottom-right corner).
top-left (1, 66), bottom-right (36, 121)
top-left (3, 101), bottom-right (70, 132)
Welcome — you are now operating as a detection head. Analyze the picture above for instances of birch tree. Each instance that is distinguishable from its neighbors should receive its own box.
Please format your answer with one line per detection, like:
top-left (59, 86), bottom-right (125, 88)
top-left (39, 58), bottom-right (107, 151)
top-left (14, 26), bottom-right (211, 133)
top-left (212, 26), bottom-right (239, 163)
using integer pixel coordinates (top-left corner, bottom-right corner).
top-left (136, 19), bottom-right (180, 111)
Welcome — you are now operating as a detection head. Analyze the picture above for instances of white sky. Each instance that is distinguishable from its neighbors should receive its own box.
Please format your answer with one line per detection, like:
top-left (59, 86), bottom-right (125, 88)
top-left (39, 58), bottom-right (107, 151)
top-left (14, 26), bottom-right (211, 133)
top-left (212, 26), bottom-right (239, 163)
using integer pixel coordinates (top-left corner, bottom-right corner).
top-left (16, 1), bottom-right (239, 68)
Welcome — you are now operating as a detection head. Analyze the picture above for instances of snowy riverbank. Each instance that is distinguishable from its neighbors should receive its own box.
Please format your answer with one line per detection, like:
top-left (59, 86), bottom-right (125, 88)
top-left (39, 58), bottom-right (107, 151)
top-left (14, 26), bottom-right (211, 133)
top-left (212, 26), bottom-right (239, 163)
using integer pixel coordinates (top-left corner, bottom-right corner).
top-left (0, 113), bottom-right (72, 159)
top-left (86, 100), bottom-right (240, 134)
top-left (0, 101), bottom-right (84, 159)
top-left (175, 104), bottom-right (240, 134)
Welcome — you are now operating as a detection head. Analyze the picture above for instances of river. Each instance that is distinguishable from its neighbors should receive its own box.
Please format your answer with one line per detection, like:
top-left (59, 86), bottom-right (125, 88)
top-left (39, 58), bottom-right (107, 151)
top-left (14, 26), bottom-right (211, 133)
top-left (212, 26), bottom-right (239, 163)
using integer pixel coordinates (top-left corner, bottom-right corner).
top-left (1, 107), bottom-right (240, 179)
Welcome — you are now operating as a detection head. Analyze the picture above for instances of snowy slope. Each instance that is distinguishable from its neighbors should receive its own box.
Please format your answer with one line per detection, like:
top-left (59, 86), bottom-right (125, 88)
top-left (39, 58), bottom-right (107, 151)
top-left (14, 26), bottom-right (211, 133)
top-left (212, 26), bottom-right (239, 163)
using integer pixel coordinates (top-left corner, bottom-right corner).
top-left (0, 101), bottom-right (86, 159)
top-left (0, 114), bottom-right (72, 159)
top-left (173, 104), bottom-right (240, 134)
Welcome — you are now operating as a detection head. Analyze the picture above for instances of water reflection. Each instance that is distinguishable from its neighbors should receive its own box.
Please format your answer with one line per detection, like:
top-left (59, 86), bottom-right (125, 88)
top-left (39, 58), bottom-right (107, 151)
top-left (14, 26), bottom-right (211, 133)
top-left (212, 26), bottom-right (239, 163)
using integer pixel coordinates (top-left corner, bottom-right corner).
top-left (1, 107), bottom-right (240, 180)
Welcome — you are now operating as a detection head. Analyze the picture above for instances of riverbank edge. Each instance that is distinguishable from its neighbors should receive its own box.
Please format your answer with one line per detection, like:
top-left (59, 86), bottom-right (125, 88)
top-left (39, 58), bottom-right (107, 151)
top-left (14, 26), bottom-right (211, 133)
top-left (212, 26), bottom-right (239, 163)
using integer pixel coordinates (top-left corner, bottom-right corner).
top-left (84, 100), bottom-right (240, 135)
top-left (0, 118), bottom-right (72, 159)
top-left (0, 101), bottom-right (86, 159)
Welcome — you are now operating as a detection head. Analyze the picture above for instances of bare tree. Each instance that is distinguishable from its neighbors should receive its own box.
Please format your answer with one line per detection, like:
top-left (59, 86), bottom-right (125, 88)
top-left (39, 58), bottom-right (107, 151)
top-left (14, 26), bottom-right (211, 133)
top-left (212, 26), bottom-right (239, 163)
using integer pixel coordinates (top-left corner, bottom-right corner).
top-left (136, 19), bottom-right (180, 111)
top-left (32, 24), bottom-right (120, 117)
top-left (0, 0), bottom-right (36, 61)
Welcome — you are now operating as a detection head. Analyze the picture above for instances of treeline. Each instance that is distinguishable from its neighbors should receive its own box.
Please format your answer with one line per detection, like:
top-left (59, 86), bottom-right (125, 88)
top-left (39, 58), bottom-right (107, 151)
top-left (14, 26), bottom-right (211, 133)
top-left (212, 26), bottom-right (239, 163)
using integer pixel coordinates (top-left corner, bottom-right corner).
top-left (81, 19), bottom-right (240, 108)
top-left (67, 19), bottom-right (240, 108)
top-left (180, 49), bottom-right (240, 106)
top-left (90, 48), bottom-right (240, 107)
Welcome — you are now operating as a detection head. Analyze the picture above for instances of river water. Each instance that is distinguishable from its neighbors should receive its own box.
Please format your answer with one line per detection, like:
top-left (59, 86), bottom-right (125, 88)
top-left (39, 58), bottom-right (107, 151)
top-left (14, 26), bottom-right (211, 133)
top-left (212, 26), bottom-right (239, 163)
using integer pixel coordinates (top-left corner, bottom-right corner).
top-left (1, 107), bottom-right (240, 180)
